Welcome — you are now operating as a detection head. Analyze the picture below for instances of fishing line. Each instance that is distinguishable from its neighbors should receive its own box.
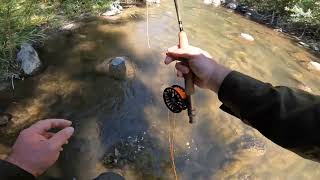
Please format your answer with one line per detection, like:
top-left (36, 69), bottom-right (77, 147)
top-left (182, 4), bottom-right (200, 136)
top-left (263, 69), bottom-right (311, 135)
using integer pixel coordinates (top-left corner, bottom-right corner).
top-left (168, 110), bottom-right (178, 180)
top-left (146, 2), bottom-right (151, 48)
top-left (167, 64), bottom-right (181, 180)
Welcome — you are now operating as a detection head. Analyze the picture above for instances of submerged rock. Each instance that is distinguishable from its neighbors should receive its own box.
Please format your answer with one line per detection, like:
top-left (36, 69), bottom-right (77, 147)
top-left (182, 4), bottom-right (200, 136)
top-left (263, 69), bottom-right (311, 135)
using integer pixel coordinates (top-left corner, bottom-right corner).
top-left (240, 33), bottom-right (255, 41)
top-left (102, 134), bottom-right (151, 169)
top-left (17, 43), bottom-right (42, 75)
top-left (231, 135), bottom-right (266, 158)
top-left (96, 56), bottom-right (135, 80)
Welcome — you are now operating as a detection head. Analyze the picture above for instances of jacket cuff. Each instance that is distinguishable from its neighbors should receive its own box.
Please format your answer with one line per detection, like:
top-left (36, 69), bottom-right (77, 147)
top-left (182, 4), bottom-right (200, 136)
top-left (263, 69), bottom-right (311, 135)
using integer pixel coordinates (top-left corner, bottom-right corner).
top-left (218, 71), bottom-right (242, 117)
top-left (217, 71), bottom-right (266, 120)
top-left (0, 160), bottom-right (36, 180)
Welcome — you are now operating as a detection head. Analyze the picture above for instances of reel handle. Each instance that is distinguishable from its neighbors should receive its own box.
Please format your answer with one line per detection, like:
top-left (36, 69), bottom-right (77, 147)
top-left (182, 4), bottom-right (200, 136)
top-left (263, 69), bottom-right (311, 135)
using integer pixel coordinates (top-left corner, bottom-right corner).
top-left (178, 31), bottom-right (195, 95)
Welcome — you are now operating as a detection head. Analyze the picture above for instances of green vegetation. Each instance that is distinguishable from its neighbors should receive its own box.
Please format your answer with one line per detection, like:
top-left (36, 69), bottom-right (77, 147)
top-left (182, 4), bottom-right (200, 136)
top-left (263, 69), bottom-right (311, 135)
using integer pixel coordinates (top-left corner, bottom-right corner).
top-left (0, 0), bottom-right (112, 80)
top-left (239, 0), bottom-right (320, 39)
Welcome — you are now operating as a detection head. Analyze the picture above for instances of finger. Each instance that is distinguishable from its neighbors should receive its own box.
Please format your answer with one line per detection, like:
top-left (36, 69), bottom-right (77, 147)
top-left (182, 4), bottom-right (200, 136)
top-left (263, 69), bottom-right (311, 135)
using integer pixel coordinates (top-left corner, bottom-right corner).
top-left (164, 56), bottom-right (174, 65)
top-left (175, 62), bottom-right (190, 74)
top-left (43, 132), bottom-right (55, 139)
top-left (49, 127), bottom-right (74, 150)
top-left (166, 48), bottom-right (195, 59)
top-left (167, 45), bottom-right (179, 52)
top-left (31, 119), bottom-right (72, 134)
top-left (177, 70), bottom-right (183, 78)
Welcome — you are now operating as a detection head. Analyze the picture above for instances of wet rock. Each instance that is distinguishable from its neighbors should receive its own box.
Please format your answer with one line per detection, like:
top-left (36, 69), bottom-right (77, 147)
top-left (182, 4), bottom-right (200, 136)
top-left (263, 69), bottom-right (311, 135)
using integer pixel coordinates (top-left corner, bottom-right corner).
top-left (0, 113), bottom-right (12, 126)
top-left (94, 172), bottom-right (125, 180)
top-left (102, 1), bottom-right (123, 16)
top-left (310, 43), bottom-right (320, 52)
top-left (17, 43), bottom-right (42, 75)
top-left (240, 33), bottom-right (254, 41)
top-left (226, 2), bottom-right (238, 10)
top-left (203, 0), bottom-right (221, 6)
top-left (96, 56), bottom-right (135, 80)
top-left (236, 4), bottom-right (249, 14)
top-left (298, 41), bottom-right (310, 48)
top-left (273, 28), bottom-right (283, 32)
top-left (203, 0), bottom-right (213, 5)
top-left (307, 61), bottom-right (320, 72)
top-left (102, 134), bottom-right (152, 170)
top-left (60, 23), bottom-right (81, 31)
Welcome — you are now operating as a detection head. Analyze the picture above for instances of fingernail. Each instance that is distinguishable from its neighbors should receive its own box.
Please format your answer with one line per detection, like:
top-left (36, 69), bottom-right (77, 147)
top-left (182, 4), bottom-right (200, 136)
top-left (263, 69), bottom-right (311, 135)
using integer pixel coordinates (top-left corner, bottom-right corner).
top-left (66, 127), bottom-right (74, 134)
top-left (164, 57), bottom-right (171, 64)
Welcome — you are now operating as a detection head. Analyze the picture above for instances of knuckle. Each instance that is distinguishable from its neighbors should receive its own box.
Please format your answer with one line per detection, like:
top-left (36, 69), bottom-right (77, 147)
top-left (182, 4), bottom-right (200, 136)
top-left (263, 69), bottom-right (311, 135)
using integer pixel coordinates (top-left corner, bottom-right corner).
top-left (19, 129), bottom-right (30, 137)
top-left (48, 142), bottom-right (57, 151)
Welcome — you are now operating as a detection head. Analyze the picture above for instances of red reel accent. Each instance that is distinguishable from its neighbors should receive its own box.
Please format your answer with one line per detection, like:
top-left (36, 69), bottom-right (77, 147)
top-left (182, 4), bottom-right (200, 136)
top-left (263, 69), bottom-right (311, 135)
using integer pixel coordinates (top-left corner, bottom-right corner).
top-left (163, 85), bottom-right (188, 113)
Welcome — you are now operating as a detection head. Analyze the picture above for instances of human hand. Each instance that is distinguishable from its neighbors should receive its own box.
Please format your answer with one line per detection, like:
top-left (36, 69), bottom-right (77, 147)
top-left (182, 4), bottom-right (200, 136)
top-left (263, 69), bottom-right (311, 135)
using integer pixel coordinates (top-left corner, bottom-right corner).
top-left (6, 119), bottom-right (74, 177)
top-left (164, 45), bottom-right (231, 93)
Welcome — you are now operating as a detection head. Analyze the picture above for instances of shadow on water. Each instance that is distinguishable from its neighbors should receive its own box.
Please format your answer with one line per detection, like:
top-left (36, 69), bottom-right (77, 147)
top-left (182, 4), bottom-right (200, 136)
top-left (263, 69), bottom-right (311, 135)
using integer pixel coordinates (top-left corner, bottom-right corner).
top-left (0, 15), bottom-right (173, 179)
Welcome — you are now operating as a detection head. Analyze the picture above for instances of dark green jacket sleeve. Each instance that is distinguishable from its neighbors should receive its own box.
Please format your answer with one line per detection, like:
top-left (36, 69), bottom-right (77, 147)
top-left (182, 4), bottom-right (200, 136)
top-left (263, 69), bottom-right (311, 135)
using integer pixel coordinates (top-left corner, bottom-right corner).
top-left (218, 71), bottom-right (320, 160)
top-left (0, 160), bottom-right (36, 180)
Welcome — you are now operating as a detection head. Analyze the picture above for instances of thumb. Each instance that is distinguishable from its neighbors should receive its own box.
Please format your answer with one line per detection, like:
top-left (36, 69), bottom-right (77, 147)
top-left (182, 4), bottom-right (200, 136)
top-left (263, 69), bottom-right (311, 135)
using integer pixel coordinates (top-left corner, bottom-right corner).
top-left (49, 127), bottom-right (74, 150)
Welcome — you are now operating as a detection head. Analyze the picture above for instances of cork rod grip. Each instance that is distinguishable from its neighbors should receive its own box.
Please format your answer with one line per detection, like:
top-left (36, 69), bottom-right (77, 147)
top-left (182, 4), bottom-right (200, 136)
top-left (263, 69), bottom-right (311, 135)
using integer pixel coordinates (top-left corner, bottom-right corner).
top-left (178, 31), bottom-right (195, 95)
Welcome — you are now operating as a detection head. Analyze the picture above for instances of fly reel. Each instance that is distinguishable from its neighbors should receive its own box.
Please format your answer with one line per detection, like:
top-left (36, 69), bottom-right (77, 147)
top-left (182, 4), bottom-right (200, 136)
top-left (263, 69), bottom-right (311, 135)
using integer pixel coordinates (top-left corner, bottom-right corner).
top-left (163, 85), bottom-right (188, 113)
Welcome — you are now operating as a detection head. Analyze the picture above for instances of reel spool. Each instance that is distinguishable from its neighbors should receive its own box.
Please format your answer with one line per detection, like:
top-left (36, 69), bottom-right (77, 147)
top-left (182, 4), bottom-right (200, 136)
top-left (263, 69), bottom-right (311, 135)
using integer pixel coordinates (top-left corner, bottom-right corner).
top-left (163, 85), bottom-right (188, 113)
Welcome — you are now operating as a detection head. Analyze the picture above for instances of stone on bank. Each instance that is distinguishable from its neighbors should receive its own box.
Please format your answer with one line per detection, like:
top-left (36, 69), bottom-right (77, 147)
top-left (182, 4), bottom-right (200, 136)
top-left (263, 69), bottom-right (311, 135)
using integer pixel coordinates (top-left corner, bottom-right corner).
top-left (102, 1), bottom-right (123, 16)
top-left (17, 43), bottom-right (42, 75)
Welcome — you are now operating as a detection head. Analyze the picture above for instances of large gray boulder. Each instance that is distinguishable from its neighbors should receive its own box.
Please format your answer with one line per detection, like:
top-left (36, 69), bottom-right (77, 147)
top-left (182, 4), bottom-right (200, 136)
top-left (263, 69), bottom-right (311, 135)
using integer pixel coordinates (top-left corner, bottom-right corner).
top-left (17, 43), bottom-right (42, 75)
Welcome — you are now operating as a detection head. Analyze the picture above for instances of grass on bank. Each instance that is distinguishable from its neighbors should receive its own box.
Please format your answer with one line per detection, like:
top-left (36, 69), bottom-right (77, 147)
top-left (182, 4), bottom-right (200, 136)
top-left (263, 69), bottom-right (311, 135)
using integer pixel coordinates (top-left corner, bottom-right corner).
top-left (0, 0), bottom-right (113, 80)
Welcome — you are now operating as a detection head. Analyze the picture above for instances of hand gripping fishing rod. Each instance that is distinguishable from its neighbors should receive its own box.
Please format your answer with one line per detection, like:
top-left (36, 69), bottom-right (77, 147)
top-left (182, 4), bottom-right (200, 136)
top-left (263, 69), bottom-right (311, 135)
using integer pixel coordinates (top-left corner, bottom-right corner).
top-left (163, 0), bottom-right (196, 124)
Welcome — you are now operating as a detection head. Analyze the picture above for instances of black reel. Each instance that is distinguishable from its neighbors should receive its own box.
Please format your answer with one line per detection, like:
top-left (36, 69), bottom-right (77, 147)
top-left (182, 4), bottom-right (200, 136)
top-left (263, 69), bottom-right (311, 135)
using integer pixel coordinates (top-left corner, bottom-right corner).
top-left (163, 85), bottom-right (188, 113)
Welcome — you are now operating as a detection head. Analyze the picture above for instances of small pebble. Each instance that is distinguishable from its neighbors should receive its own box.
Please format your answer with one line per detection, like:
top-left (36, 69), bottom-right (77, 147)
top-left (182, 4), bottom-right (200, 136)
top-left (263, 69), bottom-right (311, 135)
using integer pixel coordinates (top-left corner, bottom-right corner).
top-left (241, 33), bottom-right (255, 41)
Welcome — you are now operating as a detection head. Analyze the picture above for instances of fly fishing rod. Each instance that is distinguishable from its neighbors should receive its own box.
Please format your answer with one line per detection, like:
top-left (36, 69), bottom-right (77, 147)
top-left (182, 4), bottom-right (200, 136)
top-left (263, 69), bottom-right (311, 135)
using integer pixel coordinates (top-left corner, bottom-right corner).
top-left (163, 0), bottom-right (196, 124)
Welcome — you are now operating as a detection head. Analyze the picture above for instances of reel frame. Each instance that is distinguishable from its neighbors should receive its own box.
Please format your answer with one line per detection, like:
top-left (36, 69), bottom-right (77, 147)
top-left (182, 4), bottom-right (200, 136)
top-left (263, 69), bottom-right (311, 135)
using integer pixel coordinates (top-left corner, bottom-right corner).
top-left (163, 85), bottom-right (188, 113)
